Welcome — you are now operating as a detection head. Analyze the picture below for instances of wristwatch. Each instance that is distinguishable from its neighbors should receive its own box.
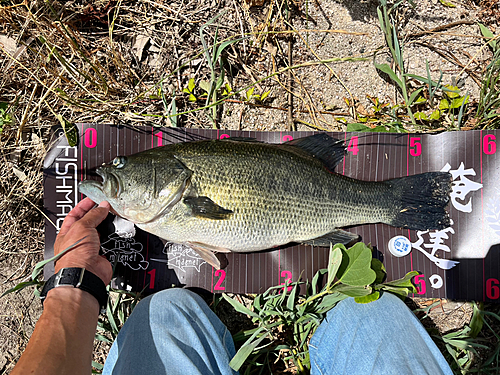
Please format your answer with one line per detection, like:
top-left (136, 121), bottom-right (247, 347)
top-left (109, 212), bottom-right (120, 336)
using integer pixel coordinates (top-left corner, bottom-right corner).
top-left (40, 267), bottom-right (108, 314)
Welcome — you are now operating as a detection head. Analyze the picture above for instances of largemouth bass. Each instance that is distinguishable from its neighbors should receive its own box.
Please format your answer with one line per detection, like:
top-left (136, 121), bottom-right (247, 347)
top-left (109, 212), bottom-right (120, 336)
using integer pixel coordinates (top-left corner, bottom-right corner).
top-left (79, 134), bottom-right (452, 269)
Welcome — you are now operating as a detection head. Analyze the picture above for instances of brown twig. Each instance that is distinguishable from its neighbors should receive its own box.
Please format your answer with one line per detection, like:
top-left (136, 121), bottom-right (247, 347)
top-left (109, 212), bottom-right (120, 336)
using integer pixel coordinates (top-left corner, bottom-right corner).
top-left (407, 20), bottom-right (476, 40)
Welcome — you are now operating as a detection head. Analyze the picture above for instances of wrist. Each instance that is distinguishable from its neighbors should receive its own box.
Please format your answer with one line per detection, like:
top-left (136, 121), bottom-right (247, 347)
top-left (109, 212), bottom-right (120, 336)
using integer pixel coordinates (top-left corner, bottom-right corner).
top-left (44, 287), bottom-right (100, 316)
top-left (41, 268), bottom-right (109, 314)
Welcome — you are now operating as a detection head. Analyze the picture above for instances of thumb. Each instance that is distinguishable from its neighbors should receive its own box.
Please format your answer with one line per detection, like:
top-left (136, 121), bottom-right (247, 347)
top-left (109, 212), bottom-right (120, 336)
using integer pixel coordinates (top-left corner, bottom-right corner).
top-left (80, 201), bottom-right (111, 229)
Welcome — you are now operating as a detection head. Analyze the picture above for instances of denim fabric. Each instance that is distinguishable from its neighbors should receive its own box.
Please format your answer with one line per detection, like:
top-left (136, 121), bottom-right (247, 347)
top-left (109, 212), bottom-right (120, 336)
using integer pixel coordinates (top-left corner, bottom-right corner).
top-left (102, 288), bottom-right (237, 375)
top-left (103, 288), bottom-right (452, 375)
top-left (309, 292), bottom-right (453, 375)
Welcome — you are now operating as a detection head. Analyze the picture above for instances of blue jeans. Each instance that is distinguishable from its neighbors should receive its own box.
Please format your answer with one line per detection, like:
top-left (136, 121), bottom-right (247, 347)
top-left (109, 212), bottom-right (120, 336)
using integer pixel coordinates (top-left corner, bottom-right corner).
top-left (103, 289), bottom-right (452, 375)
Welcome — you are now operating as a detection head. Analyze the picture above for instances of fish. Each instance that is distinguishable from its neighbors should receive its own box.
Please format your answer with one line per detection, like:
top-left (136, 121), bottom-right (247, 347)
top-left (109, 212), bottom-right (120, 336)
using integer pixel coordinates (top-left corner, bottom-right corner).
top-left (78, 134), bottom-right (452, 269)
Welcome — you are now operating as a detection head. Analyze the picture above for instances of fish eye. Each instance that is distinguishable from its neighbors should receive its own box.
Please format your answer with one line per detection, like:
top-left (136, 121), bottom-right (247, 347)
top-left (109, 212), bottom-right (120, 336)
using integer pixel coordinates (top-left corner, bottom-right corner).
top-left (112, 156), bottom-right (127, 169)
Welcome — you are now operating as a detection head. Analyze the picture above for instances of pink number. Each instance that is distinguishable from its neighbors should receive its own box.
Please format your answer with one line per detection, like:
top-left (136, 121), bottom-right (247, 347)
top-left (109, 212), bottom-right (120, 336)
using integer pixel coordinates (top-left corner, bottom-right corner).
top-left (84, 128), bottom-right (97, 148)
top-left (483, 134), bottom-right (496, 155)
top-left (214, 269), bottom-right (226, 290)
top-left (409, 137), bottom-right (421, 156)
top-left (148, 269), bottom-right (156, 289)
top-left (414, 274), bottom-right (426, 295)
top-left (487, 278), bottom-right (500, 299)
top-left (154, 132), bottom-right (163, 147)
top-left (347, 136), bottom-right (359, 155)
top-left (283, 135), bottom-right (293, 142)
top-left (220, 134), bottom-right (230, 139)
top-left (280, 270), bottom-right (292, 292)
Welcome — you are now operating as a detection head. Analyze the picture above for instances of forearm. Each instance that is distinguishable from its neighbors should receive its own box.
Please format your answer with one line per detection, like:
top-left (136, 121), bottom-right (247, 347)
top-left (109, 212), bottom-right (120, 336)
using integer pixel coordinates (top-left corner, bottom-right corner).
top-left (12, 287), bottom-right (100, 375)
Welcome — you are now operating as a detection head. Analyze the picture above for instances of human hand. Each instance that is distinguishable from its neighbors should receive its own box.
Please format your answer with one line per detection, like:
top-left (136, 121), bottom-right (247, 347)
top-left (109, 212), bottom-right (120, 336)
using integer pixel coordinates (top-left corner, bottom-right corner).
top-left (54, 198), bottom-right (112, 285)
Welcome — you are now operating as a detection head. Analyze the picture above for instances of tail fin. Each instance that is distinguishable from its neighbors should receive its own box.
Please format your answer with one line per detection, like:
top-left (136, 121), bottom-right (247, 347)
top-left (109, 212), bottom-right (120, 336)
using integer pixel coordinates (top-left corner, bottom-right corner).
top-left (386, 172), bottom-right (452, 230)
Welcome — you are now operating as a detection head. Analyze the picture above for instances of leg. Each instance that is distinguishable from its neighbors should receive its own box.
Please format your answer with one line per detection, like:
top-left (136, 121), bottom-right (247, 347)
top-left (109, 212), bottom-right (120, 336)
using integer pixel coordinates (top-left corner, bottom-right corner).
top-left (103, 288), bottom-right (237, 375)
top-left (309, 292), bottom-right (453, 375)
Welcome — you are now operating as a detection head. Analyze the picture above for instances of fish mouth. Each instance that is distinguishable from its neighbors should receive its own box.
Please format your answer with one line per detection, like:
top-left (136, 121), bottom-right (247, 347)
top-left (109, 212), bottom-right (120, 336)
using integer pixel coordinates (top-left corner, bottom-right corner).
top-left (96, 167), bottom-right (121, 198)
top-left (78, 167), bottom-right (121, 200)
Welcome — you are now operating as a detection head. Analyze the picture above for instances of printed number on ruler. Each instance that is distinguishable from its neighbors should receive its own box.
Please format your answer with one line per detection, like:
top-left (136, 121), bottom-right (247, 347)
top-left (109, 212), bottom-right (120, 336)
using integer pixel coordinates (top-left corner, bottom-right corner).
top-left (483, 134), bottom-right (496, 155)
top-left (84, 128), bottom-right (97, 148)
top-left (280, 270), bottom-right (293, 292)
top-left (283, 135), bottom-right (293, 142)
top-left (154, 131), bottom-right (163, 147)
top-left (220, 134), bottom-right (230, 139)
top-left (487, 278), bottom-right (500, 299)
top-left (148, 269), bottom-right (156, 289)
top-left (347, 136), bottom-right (359, 155)
top-left (214, 269), bottom-right (226, 291)
top-left (414, 274), bottom-right (426, 295)
top-left (409, 137), bottom-right (421, 157)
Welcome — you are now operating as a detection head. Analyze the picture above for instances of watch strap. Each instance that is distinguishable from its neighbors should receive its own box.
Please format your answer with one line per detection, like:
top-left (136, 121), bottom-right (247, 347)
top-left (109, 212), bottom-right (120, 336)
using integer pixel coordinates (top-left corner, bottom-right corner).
top-left (40, 268), bottom-right (108, 314)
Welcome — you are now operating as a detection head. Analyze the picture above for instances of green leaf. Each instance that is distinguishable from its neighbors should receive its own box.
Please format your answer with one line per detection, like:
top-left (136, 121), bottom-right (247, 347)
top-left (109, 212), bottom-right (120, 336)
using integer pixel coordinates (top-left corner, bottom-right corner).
top-left (31, 236), bottom-right (88, 281)
top-left (260, 90), bottom-right (270, 101)
top-left (479, 23), bottom-right (497, 51)
top-left (229, 327), bottom-right (269, 370)
top-left (92, 361), bottom-right (104, 370)
top-left (469, 302), bottom-right (484, 338)
top-left (414, 111), bottom-right (429, 121)
top-left (374, 63), bottom-right (403, 90)
top-left (311, 269), bottom-right (327, 295)
top-left (222, 293), bottom-right (260, 320)
top-left (327, 244), bottom-right (343, 288)
top-left (213, 37), bottom-right (246, 66)
top-left (188, 77), bottom-right (195, 92)
top-left (334, 284), bottom-right (372, 297)
top-left (379, 270), bottom-right (419, 299)
top-left (439, 98), bottom-right (449, 110)
top-left (56, 114), bottom-right (78, 147)
top-left (354, 290), bottom-right (380, 304)
top-left (383, 270), bottom-right (419, 289)
top-left (408, 87), bottom-right (425, 106)
top-left (286, 282), bottom-right (298, 311)
top-left (1, 280), bottom-right (40, 298)
top-left (199, 80), bottom-right (210, 93)
top-left (450, 95), bottom-right (469, 109)
top-left (338, 243), bottom-right (376, 286)
top-left (246, 87), bottom-right (254, 101)
top-left (346, 123), bottom-right (372, 132)
top-left (315, 292), bottom-right (347, 314)
top-left (189, 94), bottom-right (197, 102)
top-left (444, 85), bottom-right (460, 98)
top-left (371, 258), bottom-right (386, 284)
top-left (438, 0), bottom-right (456, 7)
top-left (430, 109), bottom-right (441, 120)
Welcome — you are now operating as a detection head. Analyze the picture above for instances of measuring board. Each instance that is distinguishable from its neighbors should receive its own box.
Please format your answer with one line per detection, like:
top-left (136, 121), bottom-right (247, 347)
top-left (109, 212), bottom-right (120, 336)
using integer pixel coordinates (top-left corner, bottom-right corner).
top-left (43, 125), bottom-right (500, 301)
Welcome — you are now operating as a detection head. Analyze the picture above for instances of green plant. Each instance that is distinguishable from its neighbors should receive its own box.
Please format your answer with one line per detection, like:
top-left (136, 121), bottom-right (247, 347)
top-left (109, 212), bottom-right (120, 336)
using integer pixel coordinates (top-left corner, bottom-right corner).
top-left (241, 87), bottom-right (271, 103)
top-left (224, 242), bottom-right (418, 373)
top-left (199, 11), bottom-right (244, 128)
top-left (475, 24), bottom-right (500, 129)
top-left (0, 102), bottom-right (14, 134)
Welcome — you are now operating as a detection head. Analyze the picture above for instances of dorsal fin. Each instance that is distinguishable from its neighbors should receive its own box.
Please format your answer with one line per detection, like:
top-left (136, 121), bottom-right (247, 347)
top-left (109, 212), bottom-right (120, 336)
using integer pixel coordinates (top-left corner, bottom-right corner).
top-left (282, 133), bottom-right (346, 171)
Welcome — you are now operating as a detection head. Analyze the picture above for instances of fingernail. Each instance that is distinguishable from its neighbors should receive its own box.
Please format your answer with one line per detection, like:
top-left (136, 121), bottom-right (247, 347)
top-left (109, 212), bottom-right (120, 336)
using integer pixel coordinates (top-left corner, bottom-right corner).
top-left (98, 201), bottom-right (110, 208)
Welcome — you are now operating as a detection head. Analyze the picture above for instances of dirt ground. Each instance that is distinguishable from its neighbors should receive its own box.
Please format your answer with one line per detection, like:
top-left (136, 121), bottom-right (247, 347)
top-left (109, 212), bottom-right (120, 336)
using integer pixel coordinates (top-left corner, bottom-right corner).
top-left (0, 0), bottom-right (499, 373)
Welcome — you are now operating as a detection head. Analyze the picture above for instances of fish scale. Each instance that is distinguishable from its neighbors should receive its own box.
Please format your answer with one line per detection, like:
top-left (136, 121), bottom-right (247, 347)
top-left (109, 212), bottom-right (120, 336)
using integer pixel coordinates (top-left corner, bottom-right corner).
top-left (79, 134), bottom-right (452, 269)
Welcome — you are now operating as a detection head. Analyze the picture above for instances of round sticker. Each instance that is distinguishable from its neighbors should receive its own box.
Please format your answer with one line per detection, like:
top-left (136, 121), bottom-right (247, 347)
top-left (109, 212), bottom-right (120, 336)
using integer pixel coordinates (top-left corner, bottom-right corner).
top-left (388, 236), bottom-right (412, 257)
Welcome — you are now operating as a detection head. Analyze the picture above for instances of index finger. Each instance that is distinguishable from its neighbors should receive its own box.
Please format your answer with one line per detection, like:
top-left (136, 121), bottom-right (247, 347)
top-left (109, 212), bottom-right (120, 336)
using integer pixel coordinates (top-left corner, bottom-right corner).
top-left (59, 198), bottom-right (97, 236)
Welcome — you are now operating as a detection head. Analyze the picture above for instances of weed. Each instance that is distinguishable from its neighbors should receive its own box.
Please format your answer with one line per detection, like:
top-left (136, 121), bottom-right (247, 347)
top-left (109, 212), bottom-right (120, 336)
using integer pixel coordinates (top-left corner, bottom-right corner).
top-left (199, 11), bottom-right (245, 128)
top-left (475, 25), bottom-right (500, 129)
top-left (0, 102), bottom-right (14, 134)
top-left (225, 242), bottom-right (418, 373)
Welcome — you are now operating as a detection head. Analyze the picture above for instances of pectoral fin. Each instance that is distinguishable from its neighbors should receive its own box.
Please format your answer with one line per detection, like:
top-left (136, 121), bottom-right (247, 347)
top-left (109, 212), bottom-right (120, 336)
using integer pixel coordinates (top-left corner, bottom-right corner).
top-left (302, 229), bottom-right (360, 247)
top-left (187, 242), bottom-right (229, 270)
top-left (184, 196), bottom-right (233, 220)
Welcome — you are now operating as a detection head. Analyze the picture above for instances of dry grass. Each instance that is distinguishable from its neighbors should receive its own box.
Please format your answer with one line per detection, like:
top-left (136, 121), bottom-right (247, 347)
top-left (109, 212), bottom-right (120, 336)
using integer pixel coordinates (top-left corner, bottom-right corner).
top-left (1, 0), bottom-right (500, 373)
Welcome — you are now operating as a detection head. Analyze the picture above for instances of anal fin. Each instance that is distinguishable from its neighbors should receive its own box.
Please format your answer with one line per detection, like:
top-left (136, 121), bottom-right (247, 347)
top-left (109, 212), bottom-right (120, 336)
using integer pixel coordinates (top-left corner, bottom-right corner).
top-left (301, 229), bottom-right (360, 247)
top-left (187, 242), bottom-right (230, 270)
